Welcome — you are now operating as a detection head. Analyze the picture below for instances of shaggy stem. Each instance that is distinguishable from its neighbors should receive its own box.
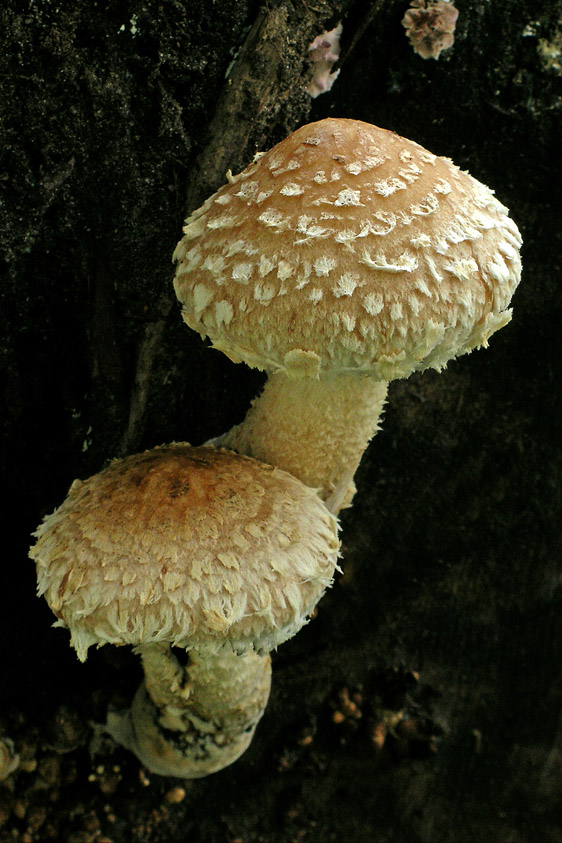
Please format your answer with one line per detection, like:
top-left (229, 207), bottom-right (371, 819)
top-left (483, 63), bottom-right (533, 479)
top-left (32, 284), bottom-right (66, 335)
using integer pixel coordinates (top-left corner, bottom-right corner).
top-left (221, 372), bottom-right (388, 513)
top-left (109, 643), bottom-right (272, 778)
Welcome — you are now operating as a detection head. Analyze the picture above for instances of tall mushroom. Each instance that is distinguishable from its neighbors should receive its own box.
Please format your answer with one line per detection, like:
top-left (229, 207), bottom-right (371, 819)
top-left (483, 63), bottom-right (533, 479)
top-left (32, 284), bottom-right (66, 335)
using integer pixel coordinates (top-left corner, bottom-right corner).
top-left (29, 444), bottom-right (339, 778)
top-left (173, 118), bottom-right (522, 513)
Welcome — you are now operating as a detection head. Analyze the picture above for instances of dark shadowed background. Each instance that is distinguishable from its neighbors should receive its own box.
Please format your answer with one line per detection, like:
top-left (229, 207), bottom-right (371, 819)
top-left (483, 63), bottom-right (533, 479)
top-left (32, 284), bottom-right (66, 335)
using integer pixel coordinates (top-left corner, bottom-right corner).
top-left (1, 1), bottom-right (561, 840)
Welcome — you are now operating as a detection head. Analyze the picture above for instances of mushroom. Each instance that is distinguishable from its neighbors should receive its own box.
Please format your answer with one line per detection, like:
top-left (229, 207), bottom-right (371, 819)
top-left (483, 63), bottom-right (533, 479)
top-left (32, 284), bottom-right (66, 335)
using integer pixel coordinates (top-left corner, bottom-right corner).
top-left (173, 118), bottom-right (522, 513)
top-left (402, 1), bottom-right (459, 61)
top-left (29, 444), bottom-right (340, 778)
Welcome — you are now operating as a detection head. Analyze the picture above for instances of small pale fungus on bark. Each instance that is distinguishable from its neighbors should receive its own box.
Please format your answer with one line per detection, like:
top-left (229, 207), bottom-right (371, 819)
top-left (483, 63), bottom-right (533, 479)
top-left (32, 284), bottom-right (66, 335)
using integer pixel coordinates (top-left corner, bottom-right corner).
top-left (402, 0), bottom-right (459, 60)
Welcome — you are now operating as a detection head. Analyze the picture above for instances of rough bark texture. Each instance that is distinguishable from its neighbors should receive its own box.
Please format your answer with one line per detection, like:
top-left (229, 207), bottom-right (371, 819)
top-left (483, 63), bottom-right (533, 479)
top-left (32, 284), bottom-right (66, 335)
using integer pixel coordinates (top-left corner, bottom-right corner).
top-left (1, 0), bottom-right (561, 840)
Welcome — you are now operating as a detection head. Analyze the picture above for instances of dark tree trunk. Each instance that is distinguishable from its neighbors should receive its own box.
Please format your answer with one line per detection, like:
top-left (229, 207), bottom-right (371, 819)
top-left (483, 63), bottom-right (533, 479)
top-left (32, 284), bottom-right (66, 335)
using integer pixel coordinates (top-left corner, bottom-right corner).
top-left (1, 1), bottom-right (561, 840)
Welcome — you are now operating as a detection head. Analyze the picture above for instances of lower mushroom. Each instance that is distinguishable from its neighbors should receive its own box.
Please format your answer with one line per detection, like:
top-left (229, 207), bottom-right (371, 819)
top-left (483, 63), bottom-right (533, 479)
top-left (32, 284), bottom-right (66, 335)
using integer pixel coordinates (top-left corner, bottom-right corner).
top-left (29, 444), bottom-right (340, 778)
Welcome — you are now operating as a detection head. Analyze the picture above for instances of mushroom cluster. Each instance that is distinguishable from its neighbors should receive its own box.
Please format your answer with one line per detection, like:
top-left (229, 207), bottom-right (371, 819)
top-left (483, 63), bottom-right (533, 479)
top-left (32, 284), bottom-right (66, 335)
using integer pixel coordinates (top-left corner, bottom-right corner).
top-left (173, 118), bottom-right (522, 512)
top-left (30, 444), bottom-right (339, 777)
top-left (31, 117), bottom-right (522, 781)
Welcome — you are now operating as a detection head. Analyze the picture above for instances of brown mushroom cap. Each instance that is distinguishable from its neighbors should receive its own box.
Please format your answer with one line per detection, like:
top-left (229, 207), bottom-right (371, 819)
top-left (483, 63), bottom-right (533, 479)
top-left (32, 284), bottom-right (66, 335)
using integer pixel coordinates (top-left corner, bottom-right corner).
top-left (173, 118), bottom-right (521, 380)
top-left (30, 445), bottom-right (340, 661)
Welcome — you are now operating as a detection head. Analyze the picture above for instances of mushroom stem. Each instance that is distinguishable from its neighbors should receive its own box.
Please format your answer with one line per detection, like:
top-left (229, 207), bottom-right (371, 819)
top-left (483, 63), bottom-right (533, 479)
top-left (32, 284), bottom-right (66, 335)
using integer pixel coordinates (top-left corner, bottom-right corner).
top-left (119, 643), bottom-right (272, 778)
top-left (221, 372), bottom-right (388, 513)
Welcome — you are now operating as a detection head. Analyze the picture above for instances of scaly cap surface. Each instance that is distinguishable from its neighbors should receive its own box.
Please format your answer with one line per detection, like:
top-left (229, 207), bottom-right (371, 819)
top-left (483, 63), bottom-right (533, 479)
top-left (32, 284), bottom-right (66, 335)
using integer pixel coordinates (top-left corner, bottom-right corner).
top-left (173, 118), bottom-right (521, 380)
top-left (30, 445), bottom-right (340, 661)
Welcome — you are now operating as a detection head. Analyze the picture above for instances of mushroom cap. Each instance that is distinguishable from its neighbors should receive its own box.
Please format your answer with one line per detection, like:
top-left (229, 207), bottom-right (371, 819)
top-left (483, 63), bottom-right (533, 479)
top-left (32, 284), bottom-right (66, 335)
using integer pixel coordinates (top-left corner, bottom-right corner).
top-left (173, 118), bottom-right (522, 381)
top-left (30, 445), bottom-right (340, 661)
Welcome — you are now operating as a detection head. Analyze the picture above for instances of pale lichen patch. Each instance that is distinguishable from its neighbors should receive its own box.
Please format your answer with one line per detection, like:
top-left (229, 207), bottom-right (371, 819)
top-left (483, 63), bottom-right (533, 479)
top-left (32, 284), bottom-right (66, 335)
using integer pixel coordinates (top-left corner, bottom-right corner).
top-left (402, 1), bottom-right (459, 61)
